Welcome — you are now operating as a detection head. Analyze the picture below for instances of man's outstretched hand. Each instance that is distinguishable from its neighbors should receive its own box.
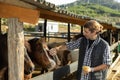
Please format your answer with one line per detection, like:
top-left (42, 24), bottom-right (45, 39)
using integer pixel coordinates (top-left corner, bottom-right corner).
top-left (49, 48), bottom-right (58, 56)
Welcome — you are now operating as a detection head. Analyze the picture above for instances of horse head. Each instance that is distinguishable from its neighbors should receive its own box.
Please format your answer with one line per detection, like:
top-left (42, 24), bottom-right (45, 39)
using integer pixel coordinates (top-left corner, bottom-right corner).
top-left (24, 47), bottom-right (35, 75)
top-left (28, 37), bottom-right (56, 73)
top-left (0, 33), bottom-right (35, 80)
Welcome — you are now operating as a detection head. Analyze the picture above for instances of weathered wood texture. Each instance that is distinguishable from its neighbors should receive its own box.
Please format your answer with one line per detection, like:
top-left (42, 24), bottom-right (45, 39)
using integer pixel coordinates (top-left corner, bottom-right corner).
top-left (8, 18), bottom-right (24, 80)
top-left (30, 61), bottom-right (78, 80)
top-left (110, 41), bottom-right (120, 51)
top-left (0, 2), bottom-right (39, 24)
top-left (107, 41), bottom-right (120, 80)
top-left (107, 54), bottom-right (120, 80)
top-left (0, 0), bottom-right (36, 9)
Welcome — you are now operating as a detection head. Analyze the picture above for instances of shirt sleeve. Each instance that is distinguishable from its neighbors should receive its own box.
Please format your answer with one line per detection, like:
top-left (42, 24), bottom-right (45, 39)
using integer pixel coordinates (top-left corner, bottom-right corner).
top-left (103, 44), bottom-right (112, 66)
top-left (66, 37), bottom-right (82, 50)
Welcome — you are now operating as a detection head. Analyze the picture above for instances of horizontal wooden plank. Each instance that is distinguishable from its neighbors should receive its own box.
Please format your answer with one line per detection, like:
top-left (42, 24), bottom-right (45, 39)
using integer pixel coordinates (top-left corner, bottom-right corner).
top-left (110, 41), bottom-right (120, 51)
top-left (0, 2), bottom-right (39, 24)
top-left (0, 0), bottom-right (36, 9)
top-left (106, 54), bottom-right (120, 80)
top-left (39, 8), bottom-right (87, 25)
top-left (38, 8), bottom-right (116, 30)
top-left (30, 61), bottom-right (78, 80)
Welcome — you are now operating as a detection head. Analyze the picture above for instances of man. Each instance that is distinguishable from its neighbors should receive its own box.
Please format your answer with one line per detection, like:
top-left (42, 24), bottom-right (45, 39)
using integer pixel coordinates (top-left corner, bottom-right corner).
top-left (50, 20), bottom-right (111, 80)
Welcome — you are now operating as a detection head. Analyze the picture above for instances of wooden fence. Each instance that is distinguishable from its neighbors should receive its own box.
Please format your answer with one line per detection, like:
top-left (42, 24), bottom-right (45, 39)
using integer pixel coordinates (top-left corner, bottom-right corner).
top-left (30, 61), bottom-right (78, 80)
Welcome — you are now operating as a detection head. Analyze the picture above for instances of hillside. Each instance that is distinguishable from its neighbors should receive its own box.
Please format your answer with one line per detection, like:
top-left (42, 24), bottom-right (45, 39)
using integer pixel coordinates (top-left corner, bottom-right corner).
top-left (59, 0), bottom-right (120, 26)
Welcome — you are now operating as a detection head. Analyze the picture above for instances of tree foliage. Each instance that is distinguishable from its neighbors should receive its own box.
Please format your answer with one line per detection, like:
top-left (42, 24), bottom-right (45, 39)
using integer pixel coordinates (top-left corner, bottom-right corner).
top-left (59, 0), bottom-right (120, 26)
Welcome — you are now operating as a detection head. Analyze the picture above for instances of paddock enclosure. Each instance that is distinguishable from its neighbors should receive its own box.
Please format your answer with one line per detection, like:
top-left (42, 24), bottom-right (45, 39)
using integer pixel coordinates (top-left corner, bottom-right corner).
top-left (0, 0), bottom-right (120, 80)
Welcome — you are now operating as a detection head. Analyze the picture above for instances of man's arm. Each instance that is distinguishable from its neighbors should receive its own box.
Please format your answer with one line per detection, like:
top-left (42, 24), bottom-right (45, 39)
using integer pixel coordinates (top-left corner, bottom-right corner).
top-left (56, 44), bottom-right (67, 51)
top-left (92, 64), bottom-right (109, 72)
top-left (49, 44), bottom-right (67, 56)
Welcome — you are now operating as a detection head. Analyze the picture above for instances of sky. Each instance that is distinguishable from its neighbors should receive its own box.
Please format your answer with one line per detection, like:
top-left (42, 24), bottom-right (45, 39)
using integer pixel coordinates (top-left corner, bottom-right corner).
top-left (115, 0), bottom-right (120, 2)
top-left (45, 0), bottom-right (77, 5)
top-left (46, 0), bottom-right (120, 5)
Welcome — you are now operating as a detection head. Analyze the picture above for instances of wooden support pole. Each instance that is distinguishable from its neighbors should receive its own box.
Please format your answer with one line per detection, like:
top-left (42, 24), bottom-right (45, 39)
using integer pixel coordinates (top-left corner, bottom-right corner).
top-left (107, 29), bottom-right (112, 45)
top-left (0, 18), bottom-right (1, 34)
top-left (110, 30), bottom-right (113, 46)
top-left (67, 23), bottom-right (70, 42)
top-left (8, 18), bottom-right (24, 80)
top-left (116, 30), bottom-right (120, 42)
top-left (116, 30), bottom-right (119, 54)
top-left (81, 26), bottom-right (83, 35)
top-left (44, 19), bottom-right (47, 39)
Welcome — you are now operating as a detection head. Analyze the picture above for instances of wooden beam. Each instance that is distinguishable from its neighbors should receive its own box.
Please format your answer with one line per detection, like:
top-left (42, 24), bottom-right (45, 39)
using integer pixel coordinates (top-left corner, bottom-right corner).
top-left (30, 61), bottom-right (78, 80)
top-left (8, 18), bottom-right (24, 80)
top-left (0, 2), bottom-right (39, 24)
top-left (0, 0), bottom-right (36, 9)
top-left (0, 2), bottom-right (116, 30)
top-left (101, 23), bottom-right (116, 31)
top-left (39, 8), bottom-right (87, 25)
top-left (38, 8), bottom-right (116, 30)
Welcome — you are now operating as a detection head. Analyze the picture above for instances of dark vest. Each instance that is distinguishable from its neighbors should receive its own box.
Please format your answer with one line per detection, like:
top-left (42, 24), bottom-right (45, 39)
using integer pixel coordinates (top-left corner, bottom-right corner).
top-left (77, 37), bottom-right (108, 80)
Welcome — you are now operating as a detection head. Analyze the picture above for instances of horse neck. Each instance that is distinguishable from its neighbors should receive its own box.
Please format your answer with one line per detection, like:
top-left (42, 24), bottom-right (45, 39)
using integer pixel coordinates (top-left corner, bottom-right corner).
top-left (24, 47), bottom-right (32, 62)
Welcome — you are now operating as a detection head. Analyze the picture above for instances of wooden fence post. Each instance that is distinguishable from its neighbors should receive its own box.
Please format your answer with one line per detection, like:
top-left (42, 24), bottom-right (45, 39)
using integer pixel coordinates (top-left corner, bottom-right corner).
top-left (8, 18), bottom-right (24, 80)
top-left (0, 18), bottom-right (1, 34)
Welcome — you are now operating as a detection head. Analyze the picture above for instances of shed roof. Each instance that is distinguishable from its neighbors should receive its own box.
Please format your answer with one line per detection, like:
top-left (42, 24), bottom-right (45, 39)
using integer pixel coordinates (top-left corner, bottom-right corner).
top-left (0, 0), bottom-right (117, 30)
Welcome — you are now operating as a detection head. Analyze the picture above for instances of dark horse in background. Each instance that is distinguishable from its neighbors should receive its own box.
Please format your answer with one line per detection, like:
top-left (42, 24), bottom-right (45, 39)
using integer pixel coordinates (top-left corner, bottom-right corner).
top-left (0, 33), bottom-right (35, 80)
top-left (26, 37), bottom-right (56, 74)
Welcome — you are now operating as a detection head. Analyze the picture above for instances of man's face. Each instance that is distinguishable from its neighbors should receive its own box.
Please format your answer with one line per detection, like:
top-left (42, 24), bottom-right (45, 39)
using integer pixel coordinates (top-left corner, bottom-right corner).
top-left (83, 28), bottom-right (96, 40)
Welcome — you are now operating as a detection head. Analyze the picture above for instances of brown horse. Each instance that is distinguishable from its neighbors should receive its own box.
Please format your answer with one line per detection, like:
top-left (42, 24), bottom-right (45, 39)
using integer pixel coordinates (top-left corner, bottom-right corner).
top-left (27, 37), bottom-right (56, 74)
top-left (24, 47), bottom-right (35, 79)
top-left (0, 33), bottom-right (35, 80)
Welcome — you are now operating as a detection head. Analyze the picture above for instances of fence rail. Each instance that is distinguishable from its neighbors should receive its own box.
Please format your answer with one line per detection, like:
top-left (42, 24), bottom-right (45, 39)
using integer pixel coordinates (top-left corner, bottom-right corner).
top-left (30, 61), bottom-right (78, 80)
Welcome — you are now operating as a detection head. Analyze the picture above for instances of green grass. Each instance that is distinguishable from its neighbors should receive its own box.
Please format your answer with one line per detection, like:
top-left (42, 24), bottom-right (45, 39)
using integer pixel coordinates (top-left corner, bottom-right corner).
top-left (65, 3), bottom-right (120, 24)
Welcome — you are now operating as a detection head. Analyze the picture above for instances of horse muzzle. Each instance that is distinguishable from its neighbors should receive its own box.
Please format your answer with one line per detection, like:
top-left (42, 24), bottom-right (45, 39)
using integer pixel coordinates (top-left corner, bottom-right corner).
top-left (24, 66), bottom-right (35, 75)
top-left (47, 59), bottom-right (56, 71)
